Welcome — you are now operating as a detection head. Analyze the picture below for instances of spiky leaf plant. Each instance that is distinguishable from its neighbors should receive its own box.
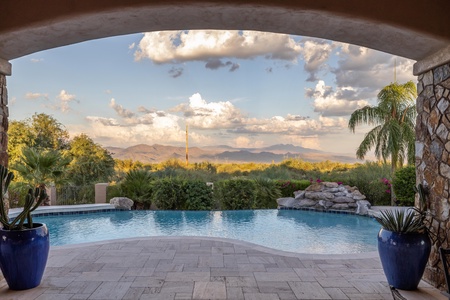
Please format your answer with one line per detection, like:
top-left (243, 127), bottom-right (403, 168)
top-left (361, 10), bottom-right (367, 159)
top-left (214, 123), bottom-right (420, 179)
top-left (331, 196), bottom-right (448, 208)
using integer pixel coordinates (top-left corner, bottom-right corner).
top-left (0, 165), bottom-right (47, 230)
top-left (374, 209), bottom-right (425, 233)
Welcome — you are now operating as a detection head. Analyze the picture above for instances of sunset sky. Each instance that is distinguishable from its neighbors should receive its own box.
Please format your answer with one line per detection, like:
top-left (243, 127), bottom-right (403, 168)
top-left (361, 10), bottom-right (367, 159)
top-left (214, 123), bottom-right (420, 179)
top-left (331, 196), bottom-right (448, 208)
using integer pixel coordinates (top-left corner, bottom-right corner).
top-left (7, 30), bottom-right (416, 155)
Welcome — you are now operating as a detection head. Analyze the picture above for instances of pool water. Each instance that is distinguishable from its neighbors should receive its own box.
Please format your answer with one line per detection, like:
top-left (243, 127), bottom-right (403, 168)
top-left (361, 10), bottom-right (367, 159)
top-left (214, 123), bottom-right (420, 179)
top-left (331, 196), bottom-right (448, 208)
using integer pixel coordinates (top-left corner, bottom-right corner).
top-left (34, 209), bottom-right (380, 254)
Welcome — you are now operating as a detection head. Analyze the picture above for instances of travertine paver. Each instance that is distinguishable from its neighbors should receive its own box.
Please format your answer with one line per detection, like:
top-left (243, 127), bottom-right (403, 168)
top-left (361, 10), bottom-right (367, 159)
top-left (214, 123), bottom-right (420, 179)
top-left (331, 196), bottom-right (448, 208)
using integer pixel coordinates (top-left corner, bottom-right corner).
top-left (0, 236), bottom-right (447, 300)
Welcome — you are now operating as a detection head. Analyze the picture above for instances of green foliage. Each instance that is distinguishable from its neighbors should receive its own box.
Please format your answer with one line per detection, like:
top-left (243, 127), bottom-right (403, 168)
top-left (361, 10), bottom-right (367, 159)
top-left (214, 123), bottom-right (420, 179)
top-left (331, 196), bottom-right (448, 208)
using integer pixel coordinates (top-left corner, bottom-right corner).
top-left (374, 209), bottom-right (424, 233)
top-left (11, 146), bottom-right (71, 188)
top-left (56, 185), bottom-right (95, 205)
top-left (215, 178), bottom-right (257, 210)
top-left (254, 178), bottom-right (282, 209)
top-left (67, 134), bottom-right (115, 185)
top-left (184, 181), bottom-right (213, 210)
top-left (348, 81), bottom-right (417, 171)
top-left (152, 177), bottom-right (187, 210)
top-left (341, 162), bottom-right (391, 206)
top-left (392, 165), bottom-right (416, 206)
top-left (0, 165), bottom-right (47, 230)
top-left (275, 179), bottom-right (310, 197)
top-left (120, 169), bottom-right (153, 206)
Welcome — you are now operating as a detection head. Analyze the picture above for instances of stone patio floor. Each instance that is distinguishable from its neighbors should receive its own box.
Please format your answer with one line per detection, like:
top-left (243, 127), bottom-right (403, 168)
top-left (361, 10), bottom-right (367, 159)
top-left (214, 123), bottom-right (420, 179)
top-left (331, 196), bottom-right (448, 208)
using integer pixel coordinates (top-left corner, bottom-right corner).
top-left (0, 236), bottom-right (446, 300)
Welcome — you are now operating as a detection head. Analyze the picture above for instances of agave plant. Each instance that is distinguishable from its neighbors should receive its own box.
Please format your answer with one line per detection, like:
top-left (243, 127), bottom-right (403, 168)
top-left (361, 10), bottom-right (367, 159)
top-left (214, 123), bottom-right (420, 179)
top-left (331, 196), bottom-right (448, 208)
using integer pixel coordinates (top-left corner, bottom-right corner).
top-left (0, 164), bottom-right (47, 230)
top-left (374, 209), bottom-right (425, 233)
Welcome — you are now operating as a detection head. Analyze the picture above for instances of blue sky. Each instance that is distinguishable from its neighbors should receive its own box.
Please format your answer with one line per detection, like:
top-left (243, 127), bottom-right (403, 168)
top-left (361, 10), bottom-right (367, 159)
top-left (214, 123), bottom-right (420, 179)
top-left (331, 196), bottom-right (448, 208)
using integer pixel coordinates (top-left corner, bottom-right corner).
top-left (7, 30), bottom-right (416, 155)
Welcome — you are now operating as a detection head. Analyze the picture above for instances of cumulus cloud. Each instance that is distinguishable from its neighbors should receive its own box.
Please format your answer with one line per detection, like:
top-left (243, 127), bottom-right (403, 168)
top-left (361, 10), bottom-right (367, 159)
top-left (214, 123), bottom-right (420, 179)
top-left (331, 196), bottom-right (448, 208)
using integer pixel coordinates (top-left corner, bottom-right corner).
top-left (307, 81), bottom-right (369, 117)
top-left (134, 30), bottom-right (302, 69)
top-left (56, 90), bottom-right (78, 113)
top-left (25, 90), bottom-right (78, 113)
top-left (172, 93), bottom-right (247, 129)
top-left (109, 98), bottom-right (135, 118)
top-left (74, 93), bottom-right (348, 149)
top-left (331, 43), bottom-right (416, 99)
top-left (300, 38), bottom-right (335, 81)
top-left (25, 92), bottom-right (48, 100)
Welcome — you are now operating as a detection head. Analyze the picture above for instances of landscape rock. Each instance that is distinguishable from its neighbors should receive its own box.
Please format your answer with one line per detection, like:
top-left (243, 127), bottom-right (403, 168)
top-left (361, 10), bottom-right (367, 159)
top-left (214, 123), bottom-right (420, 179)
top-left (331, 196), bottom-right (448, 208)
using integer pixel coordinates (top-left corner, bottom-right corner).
top-left (356, 200), bottom-right (372, 215)
top-left (110, 197), bottom-right (134, 210)
top-left (294, 191), bottom-right (305, 200)
top-left (277, 181), bottom-right (369, 213)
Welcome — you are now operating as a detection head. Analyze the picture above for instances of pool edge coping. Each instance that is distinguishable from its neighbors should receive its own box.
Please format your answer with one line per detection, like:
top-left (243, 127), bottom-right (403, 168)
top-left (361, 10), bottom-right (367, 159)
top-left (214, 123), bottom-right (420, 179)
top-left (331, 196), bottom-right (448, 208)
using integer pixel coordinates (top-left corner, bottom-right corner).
top-left (51, 235), bottom-right (380, 261)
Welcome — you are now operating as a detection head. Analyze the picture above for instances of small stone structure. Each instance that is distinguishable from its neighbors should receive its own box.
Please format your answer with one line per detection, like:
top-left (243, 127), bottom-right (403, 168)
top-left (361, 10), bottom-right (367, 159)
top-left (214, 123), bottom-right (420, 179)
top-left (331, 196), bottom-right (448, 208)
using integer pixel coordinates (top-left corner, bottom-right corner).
top-left (110, 197), bottom-right (134, 210)
top-left (277, 181), bottom-right (371, 215)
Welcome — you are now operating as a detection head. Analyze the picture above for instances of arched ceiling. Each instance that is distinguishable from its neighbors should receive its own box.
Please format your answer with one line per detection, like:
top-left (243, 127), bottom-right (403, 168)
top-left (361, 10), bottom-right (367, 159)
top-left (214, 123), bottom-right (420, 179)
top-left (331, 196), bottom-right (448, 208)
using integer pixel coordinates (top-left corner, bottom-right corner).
top-left (1, 0), bottom-right (450, 73)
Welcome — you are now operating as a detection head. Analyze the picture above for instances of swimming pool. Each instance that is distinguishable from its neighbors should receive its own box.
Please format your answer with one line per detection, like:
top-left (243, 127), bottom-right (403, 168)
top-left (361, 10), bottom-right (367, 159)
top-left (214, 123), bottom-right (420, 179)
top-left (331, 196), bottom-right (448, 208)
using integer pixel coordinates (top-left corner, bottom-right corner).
top-left (34, 209), bottom-right (380, 254)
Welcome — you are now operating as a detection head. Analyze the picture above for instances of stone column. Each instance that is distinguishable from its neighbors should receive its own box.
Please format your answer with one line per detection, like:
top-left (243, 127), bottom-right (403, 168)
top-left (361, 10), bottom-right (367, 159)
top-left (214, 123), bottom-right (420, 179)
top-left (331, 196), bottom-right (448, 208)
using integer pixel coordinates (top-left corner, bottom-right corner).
top-left (95, 183), bottom-right (109, 204)
top-left (415, 62), bottom-right (450, 289)
top-left (0, 58), bottom-right (11, 215)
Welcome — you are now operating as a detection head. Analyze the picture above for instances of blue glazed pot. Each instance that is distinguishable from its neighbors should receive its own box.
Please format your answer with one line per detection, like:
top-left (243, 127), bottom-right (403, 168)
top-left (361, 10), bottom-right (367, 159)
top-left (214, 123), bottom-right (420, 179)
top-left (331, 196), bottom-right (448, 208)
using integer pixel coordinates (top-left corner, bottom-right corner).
top-left (0, 223), bottom-right (50, 290)
top-left (378, 228), bottom-right (431, 290)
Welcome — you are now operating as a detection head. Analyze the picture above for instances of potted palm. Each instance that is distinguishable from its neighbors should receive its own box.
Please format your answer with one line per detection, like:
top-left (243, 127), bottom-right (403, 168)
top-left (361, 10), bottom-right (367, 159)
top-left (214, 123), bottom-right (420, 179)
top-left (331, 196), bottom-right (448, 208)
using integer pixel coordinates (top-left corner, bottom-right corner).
top-left (0, 164), bottom-right (49, 290)
top-left (374, 184), bottom-right (433, 290)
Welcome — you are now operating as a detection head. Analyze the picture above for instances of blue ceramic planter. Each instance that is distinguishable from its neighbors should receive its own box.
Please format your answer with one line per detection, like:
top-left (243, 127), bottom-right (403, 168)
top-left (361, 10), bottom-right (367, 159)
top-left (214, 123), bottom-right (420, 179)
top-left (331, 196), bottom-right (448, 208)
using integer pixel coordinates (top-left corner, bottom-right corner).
top-left (0, 223), bottom-right (50, 290)
top-left (378, 228), bottom-right (431, 290)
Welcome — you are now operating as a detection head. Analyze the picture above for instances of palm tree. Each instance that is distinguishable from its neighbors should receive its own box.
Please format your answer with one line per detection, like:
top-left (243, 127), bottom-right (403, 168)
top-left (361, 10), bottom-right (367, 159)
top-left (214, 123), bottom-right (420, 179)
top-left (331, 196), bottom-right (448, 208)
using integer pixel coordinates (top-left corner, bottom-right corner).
top-left (11, 147), bottom-right (71, 204)
top-left (348, 81), bottom-right (417, 173)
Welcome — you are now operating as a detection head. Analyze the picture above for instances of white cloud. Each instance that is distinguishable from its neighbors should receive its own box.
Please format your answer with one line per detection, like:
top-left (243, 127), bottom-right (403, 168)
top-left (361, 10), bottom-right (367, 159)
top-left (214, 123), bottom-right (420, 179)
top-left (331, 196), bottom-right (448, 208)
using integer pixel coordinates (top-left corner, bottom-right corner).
top-left (331, 43), bottom-right (416, 99)
top-left (307, 81), bottom-right (369, 117)
top-left (25, 92), bottom-right (48, 100)
top-left (134, 30), bottom-right (302, 72)
top-left (233, 136), bottom-right (265, 148)
top-left (173, 93), bottom-right (247, 129)
top-left (301, 38), bottom-right (335, 81)
top-left (56, 90), bottom-right (78, 113)
top-left (109, 98), bottom-right (135, 118)
top-left (74, 93), bottom-right (349, 150)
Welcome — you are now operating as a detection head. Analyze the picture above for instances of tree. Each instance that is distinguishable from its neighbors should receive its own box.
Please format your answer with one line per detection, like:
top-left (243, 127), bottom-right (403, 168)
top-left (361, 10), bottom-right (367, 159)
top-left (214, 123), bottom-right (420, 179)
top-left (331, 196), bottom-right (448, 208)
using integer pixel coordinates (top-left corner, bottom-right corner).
top-left (29, 113), bottom-right (69, 150)
top-left (67, 134), bottom-right (115, 185)
top-left (8, 114), bottom-right (69, 165)
top-left (7, 120), bottom-right (33, 163)
top-left (11, 147), bottom-right (71, 189)
top-left (348, 81), bottom-right (417, 173)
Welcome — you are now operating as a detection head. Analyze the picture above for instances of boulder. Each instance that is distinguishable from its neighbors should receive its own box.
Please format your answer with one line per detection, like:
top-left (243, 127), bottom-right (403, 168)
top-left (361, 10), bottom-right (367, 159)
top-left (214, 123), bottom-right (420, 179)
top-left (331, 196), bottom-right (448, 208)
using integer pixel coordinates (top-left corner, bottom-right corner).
top-left (110, 197), bottom-right (134, 210)
top-left (305, 183), bottom-right (323, 192)
top-left (324, 182), bottom-right (338, 188)
top-left (294, 191), bottom-right (305, 200)
top-left (331, 203), bottom-right (349, 210)
top-left (298, 199), bottom-right (317, 207)
top-left (277, 197), bottom-right (297, 209)
top-left (333, 196), bottom-right (354, 203)
top-left (356, 200), bottom-right (372, 215)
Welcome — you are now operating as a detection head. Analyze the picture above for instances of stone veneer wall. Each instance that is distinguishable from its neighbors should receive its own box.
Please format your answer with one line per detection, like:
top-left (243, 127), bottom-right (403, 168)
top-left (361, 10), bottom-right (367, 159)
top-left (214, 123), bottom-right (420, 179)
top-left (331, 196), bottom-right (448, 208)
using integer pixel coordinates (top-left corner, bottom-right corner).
top-left (0, 74), bottom-right (8, 167)
top-left (416, 63), bottom-right (450, 289)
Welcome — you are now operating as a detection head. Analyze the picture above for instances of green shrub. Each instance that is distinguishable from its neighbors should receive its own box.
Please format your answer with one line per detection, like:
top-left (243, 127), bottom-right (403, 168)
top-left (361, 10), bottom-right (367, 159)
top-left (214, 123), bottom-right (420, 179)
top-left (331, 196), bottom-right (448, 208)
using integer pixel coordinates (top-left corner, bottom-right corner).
top-left (254, 178), bottom-right (282, 209)
top-left (275, 180), bottom-right (310, 197)
top-left (392, 165), bottom-right (416, 206)
top-left (152, 177), bottom-right (186, 210)
top-left (343, 162), bottom-right (391, 206)
top-left (121, 169), bottom-right (153, 207)
top-left (184, 181), bottom-right (214, 210)
top-left (215, 178), bottom-right (257, 210)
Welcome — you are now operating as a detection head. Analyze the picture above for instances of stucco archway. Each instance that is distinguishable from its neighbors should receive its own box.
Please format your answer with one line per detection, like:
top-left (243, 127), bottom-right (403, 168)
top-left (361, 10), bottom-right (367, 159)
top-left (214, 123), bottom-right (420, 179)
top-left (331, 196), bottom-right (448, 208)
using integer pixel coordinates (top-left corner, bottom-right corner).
top-left (1, 0), bottom-right (450, 290)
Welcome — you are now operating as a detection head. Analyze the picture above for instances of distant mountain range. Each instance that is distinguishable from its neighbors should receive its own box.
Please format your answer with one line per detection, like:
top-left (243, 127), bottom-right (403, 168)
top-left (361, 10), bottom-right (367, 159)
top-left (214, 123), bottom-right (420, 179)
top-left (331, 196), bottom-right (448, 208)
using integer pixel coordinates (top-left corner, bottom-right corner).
top-left (105, 143), bottom-right (360, 164)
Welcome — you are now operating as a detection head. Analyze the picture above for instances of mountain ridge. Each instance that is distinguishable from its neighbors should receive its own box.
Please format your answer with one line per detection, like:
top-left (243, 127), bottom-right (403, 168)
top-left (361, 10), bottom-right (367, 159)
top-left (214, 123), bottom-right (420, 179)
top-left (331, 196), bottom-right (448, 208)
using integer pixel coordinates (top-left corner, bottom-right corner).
top-left (106, 143), bottom-right (359, 164)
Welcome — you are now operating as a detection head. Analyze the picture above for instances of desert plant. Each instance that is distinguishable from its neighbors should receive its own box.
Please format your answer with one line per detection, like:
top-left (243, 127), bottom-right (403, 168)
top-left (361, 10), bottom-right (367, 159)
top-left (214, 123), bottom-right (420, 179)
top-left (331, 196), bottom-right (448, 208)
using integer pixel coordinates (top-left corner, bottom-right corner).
top-left (0, 165), bottom-right (47, 230)
top-left (121, 169), bottom-right (153, 206)
top-left (215, 178), bottom-right (257, 210)
top-left (275, 179), bottom-right (310, 197)
top-left (374, 209), bottom-right (424, 233)
top-left (184, 180), bottom-right (213, 210)
top-left (152, 177), bottom-right (186, 210)
top-left (392, 165), bottom-right (416, 206)
top-left (254, 178), bottom-right (282, 209)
